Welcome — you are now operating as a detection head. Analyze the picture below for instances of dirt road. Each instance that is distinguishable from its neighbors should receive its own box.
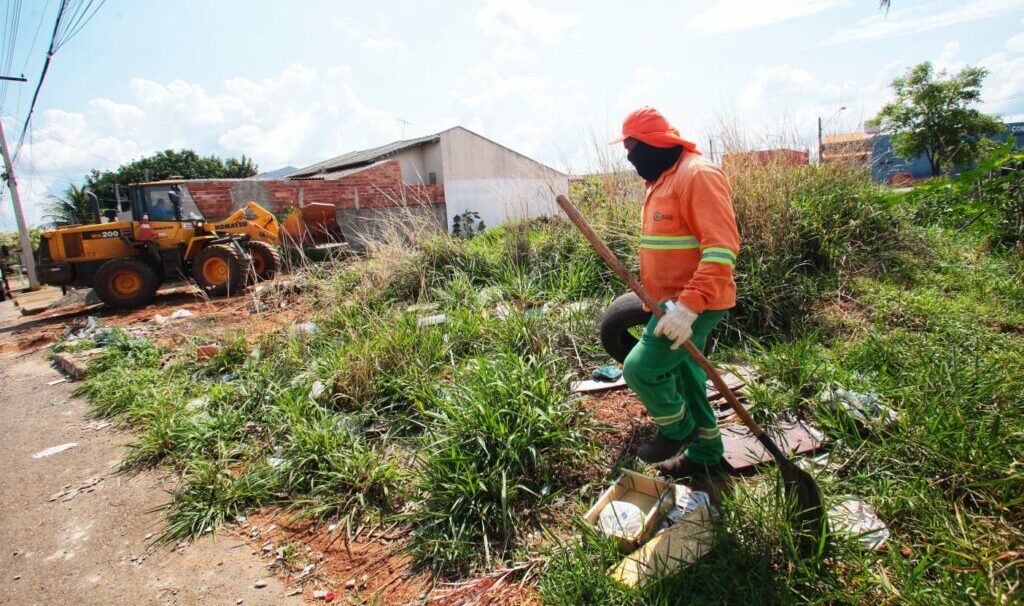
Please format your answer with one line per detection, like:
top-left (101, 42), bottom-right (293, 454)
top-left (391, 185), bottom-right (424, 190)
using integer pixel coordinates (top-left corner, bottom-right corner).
top-left (0, 350), bottom-right (303, 605)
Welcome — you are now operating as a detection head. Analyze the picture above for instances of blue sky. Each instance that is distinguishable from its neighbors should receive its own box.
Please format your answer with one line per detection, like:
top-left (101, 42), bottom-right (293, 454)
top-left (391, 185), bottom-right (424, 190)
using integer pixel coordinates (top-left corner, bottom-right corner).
top-left (2, 0), bottom-right (1023, 228)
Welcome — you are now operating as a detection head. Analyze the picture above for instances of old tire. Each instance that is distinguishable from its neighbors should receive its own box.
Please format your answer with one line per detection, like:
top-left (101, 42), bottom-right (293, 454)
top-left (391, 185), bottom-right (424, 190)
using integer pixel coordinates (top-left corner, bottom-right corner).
top-left (193, 244), bottom-right (248, 297)
top-left (93, 257), bottom-right (160, 309)
top-left (246, 241), bottom-right (282, 281)
top-left (600, 291), bottom-right (653, 364)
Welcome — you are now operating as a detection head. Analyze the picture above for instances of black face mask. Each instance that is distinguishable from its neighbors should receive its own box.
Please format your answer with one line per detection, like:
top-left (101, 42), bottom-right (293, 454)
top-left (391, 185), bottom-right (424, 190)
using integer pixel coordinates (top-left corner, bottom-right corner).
top-left (627, 142), bottom-right (683, 182)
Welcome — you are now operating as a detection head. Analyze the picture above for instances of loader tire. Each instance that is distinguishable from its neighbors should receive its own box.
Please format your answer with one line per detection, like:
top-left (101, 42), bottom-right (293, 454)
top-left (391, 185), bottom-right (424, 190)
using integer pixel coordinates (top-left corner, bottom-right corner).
top-left (599, 291), bottom-right (653, 364)
top-left (193, 244), bottom-right (248, 297)
top-left (94, 257), bottom-right (160, 309)
top-left (246, 241), bottom-right (282, 281)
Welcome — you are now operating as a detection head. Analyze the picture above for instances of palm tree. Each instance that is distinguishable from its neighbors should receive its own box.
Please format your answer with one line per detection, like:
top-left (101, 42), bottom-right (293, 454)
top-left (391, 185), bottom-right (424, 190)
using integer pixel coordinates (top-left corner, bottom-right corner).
top-left (43, 185), bottom-right (98, 227)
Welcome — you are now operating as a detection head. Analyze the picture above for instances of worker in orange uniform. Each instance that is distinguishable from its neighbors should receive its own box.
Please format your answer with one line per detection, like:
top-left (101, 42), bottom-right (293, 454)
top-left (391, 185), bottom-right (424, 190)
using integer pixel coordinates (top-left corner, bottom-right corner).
top-left (610, 107), bottom-right (740, 479)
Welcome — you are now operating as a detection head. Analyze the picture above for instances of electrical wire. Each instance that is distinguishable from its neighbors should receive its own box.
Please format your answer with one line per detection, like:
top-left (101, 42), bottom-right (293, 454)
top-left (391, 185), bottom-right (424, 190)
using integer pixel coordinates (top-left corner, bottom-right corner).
top-left (11, 0), bottom-right (106, 164)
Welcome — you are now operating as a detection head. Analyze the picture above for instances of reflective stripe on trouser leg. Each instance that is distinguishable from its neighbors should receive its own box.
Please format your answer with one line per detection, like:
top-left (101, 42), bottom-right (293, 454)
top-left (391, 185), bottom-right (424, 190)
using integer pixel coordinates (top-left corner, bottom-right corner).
top-left (623, 308), bottom-right (727, 443)
top-left (671, 309), bottom-right (728, 464)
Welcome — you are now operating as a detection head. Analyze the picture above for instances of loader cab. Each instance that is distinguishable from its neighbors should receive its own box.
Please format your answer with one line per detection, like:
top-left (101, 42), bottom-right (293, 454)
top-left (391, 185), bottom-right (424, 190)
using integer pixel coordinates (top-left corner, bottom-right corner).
top-left (121, 182), bottom-right (205, 224)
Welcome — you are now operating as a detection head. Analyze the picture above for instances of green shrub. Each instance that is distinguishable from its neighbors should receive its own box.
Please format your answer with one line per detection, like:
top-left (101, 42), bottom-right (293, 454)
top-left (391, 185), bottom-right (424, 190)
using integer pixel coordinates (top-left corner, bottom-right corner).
top-left (406, 351), bottom-right (594, 575)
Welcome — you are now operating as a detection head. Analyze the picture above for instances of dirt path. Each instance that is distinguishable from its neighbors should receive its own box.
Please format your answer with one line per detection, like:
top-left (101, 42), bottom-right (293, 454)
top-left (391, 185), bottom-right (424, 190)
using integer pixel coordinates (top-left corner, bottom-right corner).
top-left (0, 351), bottom-right (303, 605)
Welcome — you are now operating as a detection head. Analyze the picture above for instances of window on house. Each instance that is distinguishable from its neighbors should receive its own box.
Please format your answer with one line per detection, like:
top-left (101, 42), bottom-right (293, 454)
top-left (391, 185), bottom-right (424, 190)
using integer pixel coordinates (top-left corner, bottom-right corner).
top-left (428, 172), bottom-right (437, 185)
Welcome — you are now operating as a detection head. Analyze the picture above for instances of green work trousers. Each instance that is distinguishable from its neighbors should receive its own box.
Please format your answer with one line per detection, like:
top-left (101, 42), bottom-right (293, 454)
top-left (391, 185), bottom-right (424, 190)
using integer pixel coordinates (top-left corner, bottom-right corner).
top-left (622, 309), bottom-right (727, 465)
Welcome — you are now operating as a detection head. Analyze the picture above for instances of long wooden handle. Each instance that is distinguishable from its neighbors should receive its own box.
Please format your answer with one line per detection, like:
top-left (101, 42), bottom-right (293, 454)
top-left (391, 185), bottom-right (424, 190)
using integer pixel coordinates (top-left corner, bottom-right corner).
top-left (555, 194), bottom-right (766, 438)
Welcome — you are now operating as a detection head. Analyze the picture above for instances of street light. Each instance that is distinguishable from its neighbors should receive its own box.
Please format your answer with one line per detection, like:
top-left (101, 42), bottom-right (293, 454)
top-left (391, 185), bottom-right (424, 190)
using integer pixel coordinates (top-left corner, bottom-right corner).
top-left (818, 106), bottom-right (847, 165)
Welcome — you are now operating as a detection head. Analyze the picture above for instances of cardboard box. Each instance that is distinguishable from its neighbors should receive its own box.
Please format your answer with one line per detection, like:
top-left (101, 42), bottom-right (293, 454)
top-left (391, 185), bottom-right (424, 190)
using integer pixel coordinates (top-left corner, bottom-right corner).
top-left (583, 469), bottom-right (676, 551)
top-left (608, 484), bottom-right (715, 587)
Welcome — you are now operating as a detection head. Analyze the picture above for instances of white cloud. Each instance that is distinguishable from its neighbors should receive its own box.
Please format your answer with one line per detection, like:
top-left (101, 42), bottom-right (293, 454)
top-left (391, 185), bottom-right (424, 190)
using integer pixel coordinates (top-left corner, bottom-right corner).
top-left (617, 65), bottom-right (681, 111)
top-left (6, 63), bottom-right (407, 228)
top-left (1006, 30), bottom-right (1024, 54)
top-left (823, 0), bottom-right (1024, 45)
top-left (474, 0), bottom-right (578, 61)
top-left (935, 40), bottom-right (965, 72)
top-left (688, 0), bottom-right (844, 34)
top-left (361, 37), bottom-right (406, 51)
top-left (448, 63), bottom-right (588, 162)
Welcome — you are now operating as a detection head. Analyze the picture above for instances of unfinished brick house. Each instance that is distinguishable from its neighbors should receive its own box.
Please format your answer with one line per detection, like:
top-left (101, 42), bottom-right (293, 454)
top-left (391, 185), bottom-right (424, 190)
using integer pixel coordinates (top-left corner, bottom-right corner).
top-left (174, 126), bottom-right (568, 245)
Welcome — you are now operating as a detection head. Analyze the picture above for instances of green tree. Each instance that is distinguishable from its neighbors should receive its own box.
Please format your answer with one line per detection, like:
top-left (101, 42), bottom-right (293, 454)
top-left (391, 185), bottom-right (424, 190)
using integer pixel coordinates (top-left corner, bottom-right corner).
top-left (85, 149), bottom-right (257, 206)
top-left (873, 62), bottom-right (1003, 176)
top-left (42, 184), bottom-right (100, 227)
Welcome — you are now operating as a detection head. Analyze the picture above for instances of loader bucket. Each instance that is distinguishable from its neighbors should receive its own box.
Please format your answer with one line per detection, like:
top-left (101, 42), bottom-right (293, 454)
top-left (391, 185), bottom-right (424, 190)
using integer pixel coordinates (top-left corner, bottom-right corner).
top-left (281, 203), bottom-right (344, 248)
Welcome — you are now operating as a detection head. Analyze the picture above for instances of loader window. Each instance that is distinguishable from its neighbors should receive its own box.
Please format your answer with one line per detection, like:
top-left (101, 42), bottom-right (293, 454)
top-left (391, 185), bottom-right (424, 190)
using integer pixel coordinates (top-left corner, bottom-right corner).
top-left (146, 190), bottom-right (178, 221)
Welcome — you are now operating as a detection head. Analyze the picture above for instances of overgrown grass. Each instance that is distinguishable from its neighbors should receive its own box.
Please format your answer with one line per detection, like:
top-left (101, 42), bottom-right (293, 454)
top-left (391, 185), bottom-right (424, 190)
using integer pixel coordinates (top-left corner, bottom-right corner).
top-left (75, 160), bottom-right (1024, 602)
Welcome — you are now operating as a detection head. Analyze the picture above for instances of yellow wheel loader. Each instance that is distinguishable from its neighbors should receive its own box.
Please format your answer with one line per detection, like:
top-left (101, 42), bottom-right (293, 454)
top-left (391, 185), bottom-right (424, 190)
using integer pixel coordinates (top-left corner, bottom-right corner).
top-left (34, 181), bottom-right (337, 309)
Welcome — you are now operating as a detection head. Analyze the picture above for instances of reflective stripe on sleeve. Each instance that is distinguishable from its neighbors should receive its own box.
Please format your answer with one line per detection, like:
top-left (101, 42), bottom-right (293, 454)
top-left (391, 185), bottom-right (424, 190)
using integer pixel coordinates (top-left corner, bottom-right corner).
top-left (700, 247), bottom-right (737, 267)
top-left (640, 235), bottom-right (699, 250)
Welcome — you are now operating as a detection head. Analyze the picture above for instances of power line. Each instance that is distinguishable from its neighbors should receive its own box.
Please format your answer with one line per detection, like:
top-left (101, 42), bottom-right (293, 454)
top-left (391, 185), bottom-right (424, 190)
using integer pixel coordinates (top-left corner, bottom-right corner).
top-left (12, 0), bottom-right (106, 164)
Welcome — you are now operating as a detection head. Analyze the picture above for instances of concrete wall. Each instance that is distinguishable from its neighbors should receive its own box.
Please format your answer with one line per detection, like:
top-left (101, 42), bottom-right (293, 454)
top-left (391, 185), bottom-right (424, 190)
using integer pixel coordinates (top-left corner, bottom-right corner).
top-left (438, 127), bottom-right (568, 230)
top-left (391, 145), bottom-right (444, 185)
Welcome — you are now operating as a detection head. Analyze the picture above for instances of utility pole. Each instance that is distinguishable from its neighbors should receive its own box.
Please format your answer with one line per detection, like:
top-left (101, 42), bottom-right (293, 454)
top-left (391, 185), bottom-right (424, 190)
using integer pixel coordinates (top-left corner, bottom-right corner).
top-left (817, 116), bottom-right (823, 166)
top-left (0, 115), bottom-right (40, 289)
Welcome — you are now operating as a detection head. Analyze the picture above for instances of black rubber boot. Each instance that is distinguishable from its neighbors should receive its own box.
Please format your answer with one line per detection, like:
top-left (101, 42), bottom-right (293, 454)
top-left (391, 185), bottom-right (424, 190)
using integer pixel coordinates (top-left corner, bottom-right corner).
top-left (637, 430), bottom-right (692, 464)
top-left (654, 453), bottom-right (722, 480)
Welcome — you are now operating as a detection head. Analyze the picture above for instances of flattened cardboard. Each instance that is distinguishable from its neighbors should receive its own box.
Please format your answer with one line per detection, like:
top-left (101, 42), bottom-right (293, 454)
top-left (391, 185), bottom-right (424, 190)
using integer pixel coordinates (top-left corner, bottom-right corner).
top-left (721, 419), bottom-right (827, 471)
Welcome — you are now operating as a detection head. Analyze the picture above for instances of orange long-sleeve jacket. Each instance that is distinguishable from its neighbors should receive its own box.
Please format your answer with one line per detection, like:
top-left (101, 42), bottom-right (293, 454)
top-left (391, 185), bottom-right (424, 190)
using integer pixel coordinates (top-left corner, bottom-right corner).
top-left (639, 152), bottom-right (739, 313)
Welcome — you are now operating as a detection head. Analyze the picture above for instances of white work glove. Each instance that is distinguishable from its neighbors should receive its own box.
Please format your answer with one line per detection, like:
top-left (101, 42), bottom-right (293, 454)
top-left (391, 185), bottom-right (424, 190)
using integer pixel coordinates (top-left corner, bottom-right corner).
top-left (653, 301), bottom-right (698, 350)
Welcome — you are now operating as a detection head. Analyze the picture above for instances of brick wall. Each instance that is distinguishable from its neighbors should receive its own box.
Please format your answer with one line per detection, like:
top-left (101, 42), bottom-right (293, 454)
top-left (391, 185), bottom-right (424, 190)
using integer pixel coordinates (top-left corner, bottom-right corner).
top-left (180, 160), bottom-right (445, 220)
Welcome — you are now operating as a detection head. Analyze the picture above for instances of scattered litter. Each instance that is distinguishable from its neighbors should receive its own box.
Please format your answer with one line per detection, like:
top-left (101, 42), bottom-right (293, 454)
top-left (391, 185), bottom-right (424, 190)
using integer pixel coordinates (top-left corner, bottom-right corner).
top-left (313, 589), bottom-right (329, 599)
top-left (591, 365), bottom-right (623, 382)
top-left (721, 415), bottom-right (826, 472)
top-left (705, 365), bottom-right (757, 401)
top-left (609, 483), bottom-right (715, 587)
top-left (310, 380), bottom-right (326, 400)
top-left (47, 476), bottom-right (103, 502)
top-left (797, 451), bottom-right (835, 474)
top-left (598, 501), bottom-right (647, 539)
top-left (185, 397), bottom-right (208, 411)
top-left (254, 579), bottom-right (268, 589)
top-left (345, 578), bottom-right (356, 588)
top-left (296, 563), bottom-right (316, 581)
top-left (236, 599), bottom-right (244, 605)
top-left (153, 314), bottom-right (168, 325)
top-left (291, 322), bottom-right (319, 337)
top-left (286, 588), bottom-right (303, 596)
top-left (828, 497), bottom-right (890, 552)
top-left (31, 442), bottom-right (78, 459)
top-left (563, 300), bottom-right (593, 314)
top-left (491, 303), bottom-right (514, 319)
top-left (63, 316), bottom-right (112, 344)
top-left (478, 286), bottom-right (504, 305)
top-left (585, 469), bottom-right (675, 551)
top-left (170, 309), bottom-right (194, 319)
top-left (267, 457), bottom-right (285, 468)
top-left (82, 420), bottom-right (111, 431)
top-left (144, 533), bottom-right (154, 540)
top-left (571, 377), bottom-right (627, 393)
top-left (196, 344), bottom-right (220, 360)
top-left (406, 302), bottom-right (438, 314)
top-left (416, 313), bottom-right (447, 328)
top-left (821, 383), bottom-right (899, 428)
top-left (328, 523), bottom-right (337, 532)
top-left (261, 541), bottom-right (274, 553)
top-left (221, 373), bottom-right (236, 383)
top-left (324, 592), bottom-right (336, 602)
top-left (47, 378), bottom-right (67, 386)
top-left (658, 485), bottom-right (713, 530)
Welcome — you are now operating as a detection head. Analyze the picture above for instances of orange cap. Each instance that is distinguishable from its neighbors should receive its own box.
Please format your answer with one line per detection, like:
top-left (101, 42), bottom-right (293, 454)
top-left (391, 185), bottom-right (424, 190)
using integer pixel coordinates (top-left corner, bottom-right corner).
top-left (609, 106), bottom-right (700, 154)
